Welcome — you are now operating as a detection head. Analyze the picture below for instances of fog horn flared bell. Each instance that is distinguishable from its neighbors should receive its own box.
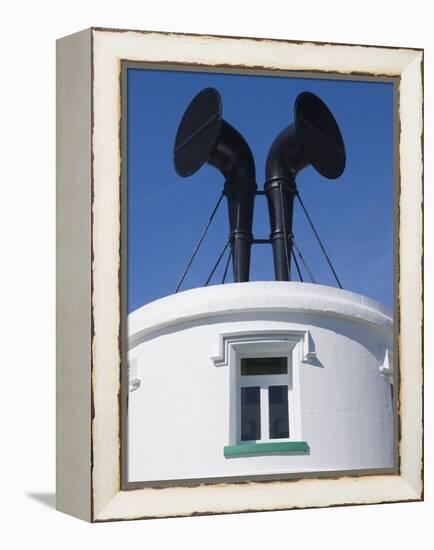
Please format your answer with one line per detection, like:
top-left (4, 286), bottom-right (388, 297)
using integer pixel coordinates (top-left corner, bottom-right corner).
top-left (174, 87), bottom-right (256, 282)
top-left (265, 91), bottom-right (346, 281)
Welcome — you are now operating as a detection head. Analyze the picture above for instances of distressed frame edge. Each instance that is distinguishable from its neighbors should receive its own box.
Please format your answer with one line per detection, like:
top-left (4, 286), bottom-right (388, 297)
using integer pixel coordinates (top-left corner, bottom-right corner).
top-left (395, 51), bottom-right (424, 498)
top-left (88, 28), bottom-right (423, 522)
top-left (91, 25), bottom-right (424, 54)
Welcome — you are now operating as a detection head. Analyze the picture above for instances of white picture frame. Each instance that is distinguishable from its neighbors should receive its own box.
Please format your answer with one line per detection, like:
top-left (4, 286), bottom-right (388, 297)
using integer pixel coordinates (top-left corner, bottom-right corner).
top-left (56, 27), bottom-right (423, 522)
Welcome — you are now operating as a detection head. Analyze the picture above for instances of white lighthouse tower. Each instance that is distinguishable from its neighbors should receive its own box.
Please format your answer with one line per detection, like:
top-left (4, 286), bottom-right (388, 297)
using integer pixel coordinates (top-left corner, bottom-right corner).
top-left (127, 282), bottom-right (393, 483)
top-left (126, 89), bottom-right (394, 485)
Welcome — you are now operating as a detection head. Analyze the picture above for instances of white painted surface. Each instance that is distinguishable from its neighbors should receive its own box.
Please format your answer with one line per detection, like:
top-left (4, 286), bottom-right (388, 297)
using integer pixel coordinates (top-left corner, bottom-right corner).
top-left (128, 282), bottom-right (393, 482)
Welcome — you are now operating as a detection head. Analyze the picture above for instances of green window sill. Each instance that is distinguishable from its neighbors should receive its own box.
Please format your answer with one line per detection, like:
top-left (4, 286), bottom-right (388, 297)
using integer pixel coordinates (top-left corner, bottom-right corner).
top-left (224, 441), bottom-right (309, 457)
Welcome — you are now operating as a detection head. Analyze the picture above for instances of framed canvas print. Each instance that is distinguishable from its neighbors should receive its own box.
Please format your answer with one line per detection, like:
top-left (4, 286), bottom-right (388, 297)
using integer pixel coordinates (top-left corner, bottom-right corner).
top-left (56, 27), bottom-right (423, 522)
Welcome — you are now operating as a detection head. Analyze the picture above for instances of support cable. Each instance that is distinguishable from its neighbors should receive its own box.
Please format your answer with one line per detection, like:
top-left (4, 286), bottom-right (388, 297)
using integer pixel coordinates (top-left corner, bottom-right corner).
top-left (205, 240), bottom-right (231, 286)
top-left (296, 191), bottom-right (343, 289)
top-left (222, 248), bottom-right (232, 284)
top-left (291, 246), bottom-right (304, 282)
top-left (175, 191), bottom-right (225, 292)
top-left (233, 195), bottom-right (241, 280)
top-left (291, 234), bottom-right (316, 284)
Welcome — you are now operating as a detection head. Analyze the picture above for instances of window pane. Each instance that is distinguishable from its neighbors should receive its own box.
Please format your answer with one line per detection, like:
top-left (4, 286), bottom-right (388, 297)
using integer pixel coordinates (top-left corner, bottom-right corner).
top-left (241, 357), bottom-right (287, 376)
top-left (269, 385), bottom-right (289, 439)
top-left (240, 387), bottom-right (261, 441)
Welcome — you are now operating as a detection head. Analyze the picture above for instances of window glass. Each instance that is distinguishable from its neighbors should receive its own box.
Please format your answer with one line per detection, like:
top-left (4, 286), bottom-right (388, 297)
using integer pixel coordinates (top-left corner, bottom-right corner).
top-left (240, 386), bottom-right (261, 441)
top-left (269, 385), bottom-right (289, 439)
top-left (241, 356), bottom-right (287, 376)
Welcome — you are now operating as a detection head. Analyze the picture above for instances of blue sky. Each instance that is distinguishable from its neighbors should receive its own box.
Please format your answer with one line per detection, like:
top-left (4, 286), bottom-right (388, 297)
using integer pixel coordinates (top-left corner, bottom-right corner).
top-left (127, 68), bottom-right (394, 313)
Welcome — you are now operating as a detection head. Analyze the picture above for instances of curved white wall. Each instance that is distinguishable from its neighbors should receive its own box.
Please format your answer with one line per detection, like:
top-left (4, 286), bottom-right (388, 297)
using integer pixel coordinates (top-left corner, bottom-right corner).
top-left (127, 282), bottom-right (394, 483)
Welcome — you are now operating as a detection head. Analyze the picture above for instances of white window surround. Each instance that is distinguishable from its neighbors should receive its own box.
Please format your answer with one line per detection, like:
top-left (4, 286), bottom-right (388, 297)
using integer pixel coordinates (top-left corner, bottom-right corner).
top-left (211, 329), bottom-right (317, 368)
top-left (211, 330), bottom-right (312, 450)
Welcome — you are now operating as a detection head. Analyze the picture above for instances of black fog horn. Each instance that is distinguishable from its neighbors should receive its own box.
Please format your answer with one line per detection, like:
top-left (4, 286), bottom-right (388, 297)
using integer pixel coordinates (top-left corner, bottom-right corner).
top-left (265, 91), bottom-right (346, 281)
top-left (174, 87), bottom-right (256, 282)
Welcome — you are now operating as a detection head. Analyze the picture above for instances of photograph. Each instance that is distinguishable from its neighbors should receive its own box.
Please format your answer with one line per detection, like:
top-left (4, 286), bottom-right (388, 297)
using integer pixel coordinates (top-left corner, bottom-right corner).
top-left (124, 65), bottom-right (396, 486)
top-left (56, 27), bottom-right (423, 521)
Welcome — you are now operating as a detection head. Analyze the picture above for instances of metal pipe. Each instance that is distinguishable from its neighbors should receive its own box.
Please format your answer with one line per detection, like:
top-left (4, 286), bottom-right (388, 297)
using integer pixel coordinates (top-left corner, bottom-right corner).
top-left (207, 120), bottom-right (256, 282)
top-left (264, 91), bottom-right (346, 281)
top-left (264, 178), bottom-right (297, 280)
top-left (174, 88), bottom-right (256, 283)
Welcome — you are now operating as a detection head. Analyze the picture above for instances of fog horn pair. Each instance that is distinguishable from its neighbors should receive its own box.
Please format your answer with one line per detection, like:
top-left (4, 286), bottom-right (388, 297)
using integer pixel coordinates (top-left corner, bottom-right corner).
top-left (174, 87), bottom-right (346, 283)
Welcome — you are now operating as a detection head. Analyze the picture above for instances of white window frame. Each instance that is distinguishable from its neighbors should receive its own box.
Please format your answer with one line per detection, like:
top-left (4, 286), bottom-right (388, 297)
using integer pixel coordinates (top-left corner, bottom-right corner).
top-left (235, 350), bottom-right (298, 445)
top-left (211, 331), bottom-right (308, 447)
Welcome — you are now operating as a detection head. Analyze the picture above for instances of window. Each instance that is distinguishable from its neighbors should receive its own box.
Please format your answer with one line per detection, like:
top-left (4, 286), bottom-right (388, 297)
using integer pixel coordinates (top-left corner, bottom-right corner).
top-left (213, 332), bottom-right (309, 457)
top-left (269, 385), bottom-right (289, 439)
top-left (238, 355), bottom-right (292, 444)
top-left (241, 356), bottom-right (287, 376)
top-left (240, 386), bottom-right (261, 440)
